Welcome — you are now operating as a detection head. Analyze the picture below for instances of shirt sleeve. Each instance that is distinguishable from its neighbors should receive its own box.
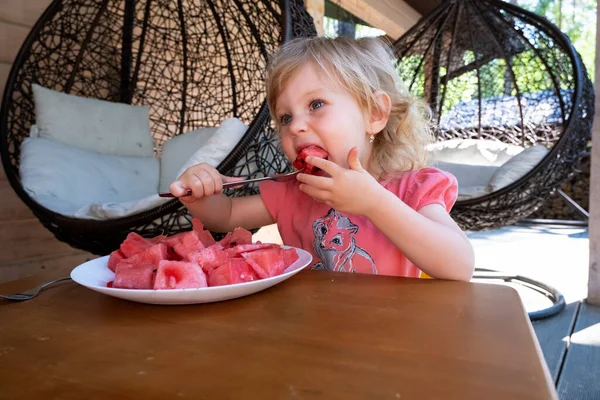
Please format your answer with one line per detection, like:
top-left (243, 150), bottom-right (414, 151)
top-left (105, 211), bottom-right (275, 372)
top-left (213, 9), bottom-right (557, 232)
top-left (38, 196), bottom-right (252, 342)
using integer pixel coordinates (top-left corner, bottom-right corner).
top-left (258, 180), bottom-right (289, 222)
top-left (404, 167), bottom-right (458, 212)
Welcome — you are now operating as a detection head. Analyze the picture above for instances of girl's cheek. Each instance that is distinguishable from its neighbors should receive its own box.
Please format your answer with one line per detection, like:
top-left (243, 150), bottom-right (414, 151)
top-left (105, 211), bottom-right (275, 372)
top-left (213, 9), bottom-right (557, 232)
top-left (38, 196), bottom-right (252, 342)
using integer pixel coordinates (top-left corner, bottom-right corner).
top-left (281, 139), bottom-right (296, 160)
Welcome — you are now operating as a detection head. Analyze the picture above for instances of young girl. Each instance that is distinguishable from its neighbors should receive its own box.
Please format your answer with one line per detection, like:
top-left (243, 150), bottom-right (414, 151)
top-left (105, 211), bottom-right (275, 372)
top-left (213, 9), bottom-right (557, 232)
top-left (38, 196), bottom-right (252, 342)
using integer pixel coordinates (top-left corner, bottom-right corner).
top-left (169, 37), bottom-right (475, 281)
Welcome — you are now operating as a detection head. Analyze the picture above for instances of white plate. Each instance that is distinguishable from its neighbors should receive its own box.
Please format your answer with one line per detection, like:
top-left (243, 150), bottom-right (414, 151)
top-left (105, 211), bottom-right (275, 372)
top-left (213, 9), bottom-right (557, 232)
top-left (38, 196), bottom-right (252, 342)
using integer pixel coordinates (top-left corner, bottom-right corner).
top-left (70, 246), bottom-right (312, 305)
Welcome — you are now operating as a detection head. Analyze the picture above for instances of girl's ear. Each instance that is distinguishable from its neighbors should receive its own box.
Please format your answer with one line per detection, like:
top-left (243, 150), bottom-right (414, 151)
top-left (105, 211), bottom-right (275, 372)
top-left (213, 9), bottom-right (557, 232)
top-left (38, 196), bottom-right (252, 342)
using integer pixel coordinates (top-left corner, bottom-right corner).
top-left (366, 91), bottom-right (392, 136)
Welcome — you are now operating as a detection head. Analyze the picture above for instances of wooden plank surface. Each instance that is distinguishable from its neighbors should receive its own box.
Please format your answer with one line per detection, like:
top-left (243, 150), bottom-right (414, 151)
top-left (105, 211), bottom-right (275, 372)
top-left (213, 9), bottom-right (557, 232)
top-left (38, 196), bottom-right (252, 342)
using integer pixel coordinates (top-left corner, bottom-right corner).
top-left (0, 0), bottom-right (51, 27)
top-left (0, 155), bottom-right (93, 283)
top-left (0, 218), bottom-right (85, 265)
top-left (588, 0), bottom-right (600, 304)
top-left (0, 181), bottom-right (36, 222)
top-left (0, 20), bottom-right (29, 64)
top-left (0, 217), bottom-right (93, 284)
top-left (533, 302), bottom-right (580, 383)
top-left (0, 252), bottom-right (94, 284)
top-left (0, 272), bottom-right (558, 400)
top-left (0, 61), bottom-right (10, 96)
top-left (557, 302), bottom-right (600, 399)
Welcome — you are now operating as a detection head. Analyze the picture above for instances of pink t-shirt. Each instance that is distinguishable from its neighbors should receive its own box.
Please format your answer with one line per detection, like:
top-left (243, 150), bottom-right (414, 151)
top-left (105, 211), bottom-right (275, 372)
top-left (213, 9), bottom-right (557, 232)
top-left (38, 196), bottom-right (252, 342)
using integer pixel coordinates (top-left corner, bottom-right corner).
top-left (259, 167), bottom-right (458, 277)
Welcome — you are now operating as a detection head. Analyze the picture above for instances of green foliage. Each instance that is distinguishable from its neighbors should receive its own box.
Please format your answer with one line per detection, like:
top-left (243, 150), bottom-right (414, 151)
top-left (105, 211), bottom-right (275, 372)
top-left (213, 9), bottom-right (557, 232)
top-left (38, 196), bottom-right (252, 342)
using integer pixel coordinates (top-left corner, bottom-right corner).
top-left (397, 0), bottom-right (594, 111)
top-left (518, 0), bottom-right (596, 78)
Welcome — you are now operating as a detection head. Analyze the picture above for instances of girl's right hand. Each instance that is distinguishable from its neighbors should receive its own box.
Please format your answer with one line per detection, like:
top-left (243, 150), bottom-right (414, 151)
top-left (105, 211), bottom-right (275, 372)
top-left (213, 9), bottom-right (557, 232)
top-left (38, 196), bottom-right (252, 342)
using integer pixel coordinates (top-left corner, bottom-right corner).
top-left (169, 163), bottom-right (241, 203)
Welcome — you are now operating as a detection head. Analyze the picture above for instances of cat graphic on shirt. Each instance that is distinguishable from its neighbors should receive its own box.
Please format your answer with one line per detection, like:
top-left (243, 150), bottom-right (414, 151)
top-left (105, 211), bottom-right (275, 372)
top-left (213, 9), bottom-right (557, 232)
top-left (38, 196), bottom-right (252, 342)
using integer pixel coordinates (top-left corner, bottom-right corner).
top-left (312, 208), bottom-right (377, 274)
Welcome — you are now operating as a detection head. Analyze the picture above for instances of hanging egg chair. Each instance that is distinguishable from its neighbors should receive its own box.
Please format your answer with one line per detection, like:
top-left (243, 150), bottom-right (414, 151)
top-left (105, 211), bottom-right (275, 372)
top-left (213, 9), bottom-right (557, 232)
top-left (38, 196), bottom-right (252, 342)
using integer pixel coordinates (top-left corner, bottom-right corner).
top-left (0, 0), bottom-right (316, 255)
top-left (393, 0), bottom-right (594, 231)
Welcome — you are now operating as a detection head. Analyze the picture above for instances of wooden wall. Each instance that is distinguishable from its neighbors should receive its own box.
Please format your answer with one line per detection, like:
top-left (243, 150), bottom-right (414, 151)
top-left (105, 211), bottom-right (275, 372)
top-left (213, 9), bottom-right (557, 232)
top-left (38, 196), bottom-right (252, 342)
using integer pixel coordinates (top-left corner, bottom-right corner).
top-left (0, 0), bottom-right (94, 284)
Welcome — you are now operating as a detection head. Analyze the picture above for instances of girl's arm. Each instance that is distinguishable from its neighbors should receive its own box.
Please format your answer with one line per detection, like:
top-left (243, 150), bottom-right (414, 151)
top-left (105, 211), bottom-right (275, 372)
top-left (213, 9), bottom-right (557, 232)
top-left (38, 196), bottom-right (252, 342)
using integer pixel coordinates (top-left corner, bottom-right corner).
top-left (366, 192), bottom-right (474, 281)
top-left (298, 150), bottom-right (475, 281)
top-left (182, 194), bottom-right (274, 233)
top-left (169, 163), bottom-right (274, 233)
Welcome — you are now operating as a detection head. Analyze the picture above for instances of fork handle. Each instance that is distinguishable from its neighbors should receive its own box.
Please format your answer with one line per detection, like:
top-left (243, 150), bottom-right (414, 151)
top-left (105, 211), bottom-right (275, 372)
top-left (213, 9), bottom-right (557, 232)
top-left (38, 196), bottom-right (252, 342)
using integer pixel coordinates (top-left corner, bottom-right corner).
top-left (159, 176), bottom-right (275, 198)
top-left (39, 277), bottom-right (72, 289)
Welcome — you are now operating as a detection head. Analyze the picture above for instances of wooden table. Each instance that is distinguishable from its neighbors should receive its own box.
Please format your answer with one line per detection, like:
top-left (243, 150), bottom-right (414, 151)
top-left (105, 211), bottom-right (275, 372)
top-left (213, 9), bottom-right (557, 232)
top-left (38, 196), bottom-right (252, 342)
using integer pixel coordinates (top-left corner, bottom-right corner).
top-left (0, 270), bottom-right (557, 400)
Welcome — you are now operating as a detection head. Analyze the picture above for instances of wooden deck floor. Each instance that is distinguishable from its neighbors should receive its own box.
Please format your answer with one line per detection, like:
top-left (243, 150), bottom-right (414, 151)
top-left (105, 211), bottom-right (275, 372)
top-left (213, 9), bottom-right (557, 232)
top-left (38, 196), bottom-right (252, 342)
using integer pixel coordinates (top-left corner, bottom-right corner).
top-left (467, 224), bottom-right (600, 400)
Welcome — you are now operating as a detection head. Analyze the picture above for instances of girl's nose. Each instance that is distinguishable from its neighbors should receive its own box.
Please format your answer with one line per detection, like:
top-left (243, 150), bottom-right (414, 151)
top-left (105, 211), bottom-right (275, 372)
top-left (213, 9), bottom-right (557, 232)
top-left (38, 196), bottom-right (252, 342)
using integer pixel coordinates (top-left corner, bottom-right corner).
top-left (288, 115), bottom-right (308, 136)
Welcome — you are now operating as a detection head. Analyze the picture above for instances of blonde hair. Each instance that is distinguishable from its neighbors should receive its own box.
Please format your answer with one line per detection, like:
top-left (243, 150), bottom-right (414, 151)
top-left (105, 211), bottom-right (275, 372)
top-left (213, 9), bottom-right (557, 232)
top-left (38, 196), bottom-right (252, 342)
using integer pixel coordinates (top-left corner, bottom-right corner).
top-left (266, 36), bottom-right (433, 178)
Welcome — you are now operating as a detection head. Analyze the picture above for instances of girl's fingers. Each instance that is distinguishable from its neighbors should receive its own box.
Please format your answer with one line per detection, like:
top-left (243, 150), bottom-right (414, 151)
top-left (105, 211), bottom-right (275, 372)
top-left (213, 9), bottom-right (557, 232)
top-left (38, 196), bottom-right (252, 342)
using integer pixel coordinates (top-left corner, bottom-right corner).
top-left (179, 194), bottom-right (198, 203)
top-left (190, 174), bottom-right (205, 197)
top-left (299, 184), bottom-right (330, 203)
top-left (304, 156), bottom-right (338, 175)
top-left (296, 172), bottom-right (332, 189)
top-left (169, 180), bottom-right (189, 197)
top-left (205, 168), bottom-right (223, 193)
top-left (222, 175), bottom-right (247, 189)
top-left (198, 170), bottom-right (216, 195)
top-left (346, 146), bottom-right (364, 171)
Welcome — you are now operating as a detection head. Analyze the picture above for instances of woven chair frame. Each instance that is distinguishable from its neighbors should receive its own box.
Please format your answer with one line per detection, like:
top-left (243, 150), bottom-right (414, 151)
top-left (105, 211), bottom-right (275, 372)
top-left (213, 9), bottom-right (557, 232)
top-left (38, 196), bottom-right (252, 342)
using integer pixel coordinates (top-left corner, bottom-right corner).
top-left (0, 0), bottom-right (316, 254)
top-left (392, 0), bottom-right (594, 231)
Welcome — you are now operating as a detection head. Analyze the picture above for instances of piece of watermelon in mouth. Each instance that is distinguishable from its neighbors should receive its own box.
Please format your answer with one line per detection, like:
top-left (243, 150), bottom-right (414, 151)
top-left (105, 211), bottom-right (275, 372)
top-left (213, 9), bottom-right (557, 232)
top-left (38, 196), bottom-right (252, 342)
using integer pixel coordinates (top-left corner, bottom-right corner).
top-left (293, 145), bottom-right (329, 175)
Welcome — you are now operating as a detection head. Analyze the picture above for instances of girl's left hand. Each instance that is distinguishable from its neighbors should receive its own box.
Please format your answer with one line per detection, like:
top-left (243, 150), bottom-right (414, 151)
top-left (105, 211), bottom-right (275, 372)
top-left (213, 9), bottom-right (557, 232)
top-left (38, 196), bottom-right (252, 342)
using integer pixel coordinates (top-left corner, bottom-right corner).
top-left (297, 146), bottom-right (384, 216)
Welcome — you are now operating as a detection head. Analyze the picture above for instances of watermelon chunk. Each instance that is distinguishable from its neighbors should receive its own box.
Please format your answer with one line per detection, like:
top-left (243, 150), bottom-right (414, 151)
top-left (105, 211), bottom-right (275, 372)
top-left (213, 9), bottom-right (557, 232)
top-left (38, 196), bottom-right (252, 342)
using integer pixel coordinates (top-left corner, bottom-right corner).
top-left (108, 249), bottom-right (126, 272)
top-left (241, 248), bottom-right (287, 278)
top-left (120, 232), bottom-right (154, 257)
top-left (170, 231), bottom-right (205, 259)
top-left (229, 228), bottom-right (253, 245)
top-left (161, 232), bottom-right (192, 261)
top-left (281, 248), bottom-right (299, 267)
top-left (218, 227), bottom-right (253, 247)
top-left (113, 264), bottom-right (155, 289)
top-left (186, 244), bottom-right (229, 272)
top-left (117, 243), bottom-right (168, 271)
top-left (208, 258), bottom-right (259, 286)
top-left (293, 145), bottom-right (328, 175)
top-left (149, 235), bottom-right (168, 244)
top-left (225, 243), bottom-right (277, 257)
top-left (154, 260), bottom-right (207, 290)
top-left (192, 219), bottom-right (217, 247)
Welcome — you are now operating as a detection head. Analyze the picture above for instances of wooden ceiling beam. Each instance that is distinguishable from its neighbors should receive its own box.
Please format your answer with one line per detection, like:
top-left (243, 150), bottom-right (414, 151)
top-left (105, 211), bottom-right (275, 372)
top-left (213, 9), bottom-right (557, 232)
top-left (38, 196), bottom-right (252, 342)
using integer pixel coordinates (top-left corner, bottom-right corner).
top-left (304, 0), bottom-right (421, 40)
top-left (327, 0), bottom-right (421, 40)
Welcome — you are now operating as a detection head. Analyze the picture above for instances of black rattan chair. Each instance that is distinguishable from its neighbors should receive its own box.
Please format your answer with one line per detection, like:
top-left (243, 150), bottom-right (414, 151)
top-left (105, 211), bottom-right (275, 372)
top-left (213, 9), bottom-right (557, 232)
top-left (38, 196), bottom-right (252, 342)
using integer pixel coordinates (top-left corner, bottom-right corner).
top-left (392, 0), bottom-right (591, 321)
top-left (0, 0), bottom-right (316, 255)
top-left (393, 0), bottom-right (594, 232)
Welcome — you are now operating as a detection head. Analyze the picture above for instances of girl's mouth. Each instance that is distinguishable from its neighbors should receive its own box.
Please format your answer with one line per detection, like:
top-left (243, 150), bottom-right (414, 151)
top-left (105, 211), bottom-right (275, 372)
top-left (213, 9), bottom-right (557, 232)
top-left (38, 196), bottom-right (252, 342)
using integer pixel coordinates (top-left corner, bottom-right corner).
top-left (293, 145), bottom-right (329, 175)
top-left (295, 143), bottom-right (319, 153)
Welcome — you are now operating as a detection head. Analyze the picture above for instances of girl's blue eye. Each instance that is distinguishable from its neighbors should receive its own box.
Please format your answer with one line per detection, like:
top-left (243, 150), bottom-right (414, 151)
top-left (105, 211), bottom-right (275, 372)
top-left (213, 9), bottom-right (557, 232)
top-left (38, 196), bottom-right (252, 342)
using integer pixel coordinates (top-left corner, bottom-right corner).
top-left (311, 100), bottom-right (324, 110)
top-left (280, 115), bottom-right (292, 125)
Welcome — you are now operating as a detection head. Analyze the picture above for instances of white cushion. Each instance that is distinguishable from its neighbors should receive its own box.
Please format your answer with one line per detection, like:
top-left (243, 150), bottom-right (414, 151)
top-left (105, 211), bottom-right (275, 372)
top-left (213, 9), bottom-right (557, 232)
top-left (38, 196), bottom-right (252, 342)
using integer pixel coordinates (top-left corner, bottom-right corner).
top-left (429, 139), bottom-right (523, 200)
top-left (159, 117), bottom-right (248, 191)
top-left (488, 145), bottom-right (549, 191)
top-left (158, 127), bottom-right (218, 192)
top-left (456, 185), bottom-right (493, 201)
top-left (434, 161), bottom-right (497, 200)
top-left (20, 137), bottom-right (164, 219)
top-left (32, 84), bottom-right (154, 157)
top-left (428, 139), bottom-right (523, 167)
top-left (435, 161), bottom-right (499, 188)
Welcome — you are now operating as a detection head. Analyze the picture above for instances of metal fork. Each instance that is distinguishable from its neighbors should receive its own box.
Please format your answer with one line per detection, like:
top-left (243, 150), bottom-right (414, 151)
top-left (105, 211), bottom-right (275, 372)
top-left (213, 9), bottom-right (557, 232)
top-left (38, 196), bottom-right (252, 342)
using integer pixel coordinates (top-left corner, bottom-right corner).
top-left (158, 169), bottom-right (303, 198)
top-left (0, 277), bottom-right (71, 301)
